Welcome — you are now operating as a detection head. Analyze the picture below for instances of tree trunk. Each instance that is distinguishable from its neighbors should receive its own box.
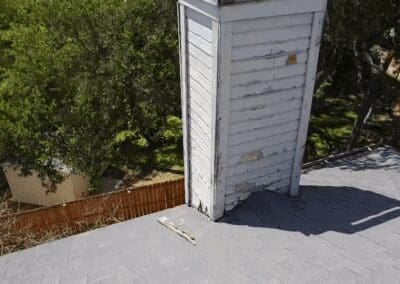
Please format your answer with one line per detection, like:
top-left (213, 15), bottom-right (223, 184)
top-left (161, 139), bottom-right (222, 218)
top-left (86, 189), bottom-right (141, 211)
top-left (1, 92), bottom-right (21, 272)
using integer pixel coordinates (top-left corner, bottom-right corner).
top-left (348, 48), bottom-right (393, 150)
top-left (348, 91), bottom-right (376, 150)
top-left (392, 99), bottom-right (400, 149)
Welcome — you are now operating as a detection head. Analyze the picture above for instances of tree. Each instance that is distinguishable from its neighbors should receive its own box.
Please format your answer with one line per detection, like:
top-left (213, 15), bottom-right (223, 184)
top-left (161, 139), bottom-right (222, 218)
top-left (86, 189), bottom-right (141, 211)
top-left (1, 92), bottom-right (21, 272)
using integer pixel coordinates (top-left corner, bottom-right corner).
top-left (308, 0), bottom-right (400, 158)
top-left (0, 0), bottom-right (180, 190)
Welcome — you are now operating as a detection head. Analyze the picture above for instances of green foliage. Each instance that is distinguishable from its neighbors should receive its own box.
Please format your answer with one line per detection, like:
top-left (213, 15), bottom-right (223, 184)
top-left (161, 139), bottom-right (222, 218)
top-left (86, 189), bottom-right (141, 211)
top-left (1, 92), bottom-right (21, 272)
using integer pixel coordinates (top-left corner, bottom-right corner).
top-left (307, 0), bottom-right (400, 160)
top-left (0, 0), bottom-right (180, 190)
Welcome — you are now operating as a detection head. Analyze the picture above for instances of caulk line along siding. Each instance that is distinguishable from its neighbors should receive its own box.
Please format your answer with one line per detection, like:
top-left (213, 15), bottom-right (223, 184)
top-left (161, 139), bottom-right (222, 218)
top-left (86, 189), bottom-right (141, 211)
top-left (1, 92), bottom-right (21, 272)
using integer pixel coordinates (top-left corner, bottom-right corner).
top-left (178, 0), bottom-right (327, 220)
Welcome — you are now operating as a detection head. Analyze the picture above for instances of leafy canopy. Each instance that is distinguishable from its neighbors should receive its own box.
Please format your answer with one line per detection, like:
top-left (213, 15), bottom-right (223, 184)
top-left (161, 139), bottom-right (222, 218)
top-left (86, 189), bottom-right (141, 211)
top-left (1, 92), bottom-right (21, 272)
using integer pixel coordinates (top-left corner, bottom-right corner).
top-left (0, 0), bottom-right (180, 189)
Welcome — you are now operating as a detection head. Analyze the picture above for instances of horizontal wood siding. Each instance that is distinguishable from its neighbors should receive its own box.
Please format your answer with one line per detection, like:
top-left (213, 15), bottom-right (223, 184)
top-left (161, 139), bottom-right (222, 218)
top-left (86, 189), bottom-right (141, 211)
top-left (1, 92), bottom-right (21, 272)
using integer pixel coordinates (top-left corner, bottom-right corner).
top-left (187, 9), bottom-right (214, 214)
top-left (224, 12), bottom-right (313, 209)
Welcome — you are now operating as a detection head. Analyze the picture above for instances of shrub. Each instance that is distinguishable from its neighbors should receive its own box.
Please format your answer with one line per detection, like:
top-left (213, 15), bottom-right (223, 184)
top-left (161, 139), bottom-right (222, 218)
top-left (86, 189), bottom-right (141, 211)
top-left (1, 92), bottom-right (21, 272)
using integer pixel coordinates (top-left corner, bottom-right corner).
top-left (0, 0), bottom-right (180, 190)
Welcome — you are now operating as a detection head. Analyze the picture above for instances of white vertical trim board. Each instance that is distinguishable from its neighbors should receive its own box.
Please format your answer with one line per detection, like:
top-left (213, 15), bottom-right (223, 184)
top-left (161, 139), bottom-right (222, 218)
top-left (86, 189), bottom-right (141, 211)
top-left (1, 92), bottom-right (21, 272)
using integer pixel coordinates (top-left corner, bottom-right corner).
top-left (178, 4), bottom-right (191, 205)
top-left (209, 19), bottom-right (222, 220)
top-left (211, 21), bottom-right (232, 221)
top-left (290, 11), bottom-right (326, 196)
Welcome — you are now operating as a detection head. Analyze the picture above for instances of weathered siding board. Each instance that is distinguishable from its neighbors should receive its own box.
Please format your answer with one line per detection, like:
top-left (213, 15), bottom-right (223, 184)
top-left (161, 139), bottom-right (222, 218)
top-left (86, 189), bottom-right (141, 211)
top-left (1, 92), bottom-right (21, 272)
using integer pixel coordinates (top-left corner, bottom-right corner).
top-left (230, 98), bottom-right (302, 123)
top-left (228, 119), bottom-right (300, 147)
top-left (209, 19), bottom-right (221, 219)
top-left (187, 9), bottom-right (213, 33)
top-left (188, 66), bottom-right (213, 91)
top-left (212, 21), bottom-right (233, 219)
top-left (226, 164), bottom-right (293, 188)
top-left (229, 109), bottom-right (302, 134)
top-left (231, 13), bottom-right (313, 33)
top-left (227, 150), bottom-right (296, 176)
top-left (189, 89), bottom-right (212, 115)
top-left (181, 0), bottom-right (219, 20)
top-left (230, 87), bottom-right (304, 111)
top-left (228, 130), bottom-right (298, 156)
top-left (188, 79), bottom-right (212, 104)
top-left (231, 63), bottom-right (307, 86)
top-left (220, 0), bottom-right (327, 21)
top-left (187, 44), bottom-right (213, 68)
top-left (188, 55), bottom-right (213, 79)
top-left (231, 75), bottom-right (305, 99)
top-left (188, 80), bottom-right (212, 105)
top-left (231, 38), bottom-right (310, 61)
top-left (222, 11), bottom-right (313, 211)
top-left (232, 51), bottom-right (308, 74)
top-left (187, 21), bottom-right (213, 40)
top-left (188, 32), bottom-right (213, 55)
top-left (232, 25), bottom-right (311, 47)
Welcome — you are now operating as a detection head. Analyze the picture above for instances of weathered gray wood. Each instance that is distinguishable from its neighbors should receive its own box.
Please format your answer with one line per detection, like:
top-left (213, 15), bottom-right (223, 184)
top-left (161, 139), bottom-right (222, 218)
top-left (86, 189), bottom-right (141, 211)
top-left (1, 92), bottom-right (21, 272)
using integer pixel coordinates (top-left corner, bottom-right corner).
top-left (228, 130), bottom-right (298, 156)
top-left (220, 0), bottom-right (327, 21)
top-left (231, 75), bottom-right (305, 99)
top-left (230, 87), bottom-right (303, 111)
top-left (231, 13), bottom-right (313, 33)
top-left (232, 51), bottom-right (308, 74)
top-left (187, 43), bottom-right (213, 68)
top-left (228, 119), bottom-right (300, 147)
top-left (188, 75), bottom-right (213, 99)
top-left (189, 87), bottom-right (212, 111)
top-left (290, 11), bottom-right (327, 196)
top-left (230, 99), bottom-right (301, 123)
top-left (179, 0), bottom-right (219, 20)
top-left (231, 63), bottom-right (306, 86)
top-left (232, 25), bottom-right (311, 47)
top-left (187, 9), bottom-right (214, 31)
top-left (229, 109), bottom-right (301, 134)
top-left (188, 66), bottom-right (213, 91)
top-left (232, 38), bottom-right (310, 61)
top-left (212, 21), bottom-right (232, 220)
top-left (188, 32), bottom-right (213, 55)
top-left (186, 7), bottom-right (215, 214)
top-left (226, 162), bottom-right (293, 187)
top-left (227, 151), bottom-right (295, 178)
top-left (188, 55), bottom-right (212, 79)
top-left (226, 175), bottom-right (292, 202)
top-left (209, 19), bottom-right (222, 220)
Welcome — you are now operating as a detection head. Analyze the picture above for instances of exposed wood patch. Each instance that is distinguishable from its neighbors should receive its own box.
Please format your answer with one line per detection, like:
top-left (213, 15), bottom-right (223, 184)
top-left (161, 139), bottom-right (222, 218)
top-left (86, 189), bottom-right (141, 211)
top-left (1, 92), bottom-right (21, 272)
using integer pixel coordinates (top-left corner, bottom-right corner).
top-left (241, 150), bottom-right (264, 163)
top-left (287, 54), bottom-right (298, 64)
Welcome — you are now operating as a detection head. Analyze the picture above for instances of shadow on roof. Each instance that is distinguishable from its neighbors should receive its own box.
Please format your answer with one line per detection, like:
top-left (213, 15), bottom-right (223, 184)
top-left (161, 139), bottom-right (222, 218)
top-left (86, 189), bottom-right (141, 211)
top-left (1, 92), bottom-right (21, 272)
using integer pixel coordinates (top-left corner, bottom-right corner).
top-left (221, 185), bottom-right (400, 235)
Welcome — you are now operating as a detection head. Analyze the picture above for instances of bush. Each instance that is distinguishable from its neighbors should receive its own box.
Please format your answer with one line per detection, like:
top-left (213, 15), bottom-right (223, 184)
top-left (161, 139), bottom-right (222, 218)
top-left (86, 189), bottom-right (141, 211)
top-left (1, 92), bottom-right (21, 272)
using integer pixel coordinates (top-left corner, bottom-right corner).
top-left (0, 0), bottom-right (180, 190)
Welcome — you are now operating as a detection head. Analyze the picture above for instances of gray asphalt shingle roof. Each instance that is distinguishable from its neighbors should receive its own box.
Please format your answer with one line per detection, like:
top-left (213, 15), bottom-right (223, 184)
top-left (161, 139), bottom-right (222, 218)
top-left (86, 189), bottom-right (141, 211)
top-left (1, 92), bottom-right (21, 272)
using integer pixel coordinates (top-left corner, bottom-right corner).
top-left (1, 147), bottom-right (400, 283)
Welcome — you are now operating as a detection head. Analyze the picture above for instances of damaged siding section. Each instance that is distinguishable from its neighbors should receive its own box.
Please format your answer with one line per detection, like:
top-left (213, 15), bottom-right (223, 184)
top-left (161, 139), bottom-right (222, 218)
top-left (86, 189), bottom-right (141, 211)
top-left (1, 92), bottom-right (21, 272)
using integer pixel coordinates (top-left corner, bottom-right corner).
top-left (186, 9), bottom-right (215, 215)
top-left (224, 12), bottom-right (313, 211)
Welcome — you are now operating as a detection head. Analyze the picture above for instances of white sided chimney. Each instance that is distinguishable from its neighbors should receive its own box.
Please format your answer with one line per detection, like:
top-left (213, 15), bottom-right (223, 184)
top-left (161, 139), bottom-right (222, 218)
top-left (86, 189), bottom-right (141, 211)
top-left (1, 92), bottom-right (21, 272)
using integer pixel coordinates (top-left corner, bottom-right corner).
top-left (178, 0), bottom-right (328, 220)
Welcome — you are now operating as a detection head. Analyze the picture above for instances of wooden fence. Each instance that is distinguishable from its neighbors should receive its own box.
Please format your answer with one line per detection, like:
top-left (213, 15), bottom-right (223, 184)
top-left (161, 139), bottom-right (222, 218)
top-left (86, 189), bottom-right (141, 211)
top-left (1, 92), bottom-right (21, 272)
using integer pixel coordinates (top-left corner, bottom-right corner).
top-left (2, 178), bottom-right (185, 233)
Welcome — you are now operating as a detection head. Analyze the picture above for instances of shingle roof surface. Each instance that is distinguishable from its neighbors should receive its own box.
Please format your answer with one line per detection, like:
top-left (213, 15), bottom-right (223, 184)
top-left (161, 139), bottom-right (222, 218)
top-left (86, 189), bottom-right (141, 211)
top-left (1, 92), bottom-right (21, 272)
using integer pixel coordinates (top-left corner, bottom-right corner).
top-left (1, 147), bottom-right (400, 283)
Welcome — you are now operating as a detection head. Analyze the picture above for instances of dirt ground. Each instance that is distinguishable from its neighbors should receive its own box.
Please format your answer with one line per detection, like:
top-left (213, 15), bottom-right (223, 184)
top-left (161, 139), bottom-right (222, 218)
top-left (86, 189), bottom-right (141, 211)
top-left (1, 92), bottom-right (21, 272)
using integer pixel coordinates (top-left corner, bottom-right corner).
top-left (0, 192), bottom-right (41, 217)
